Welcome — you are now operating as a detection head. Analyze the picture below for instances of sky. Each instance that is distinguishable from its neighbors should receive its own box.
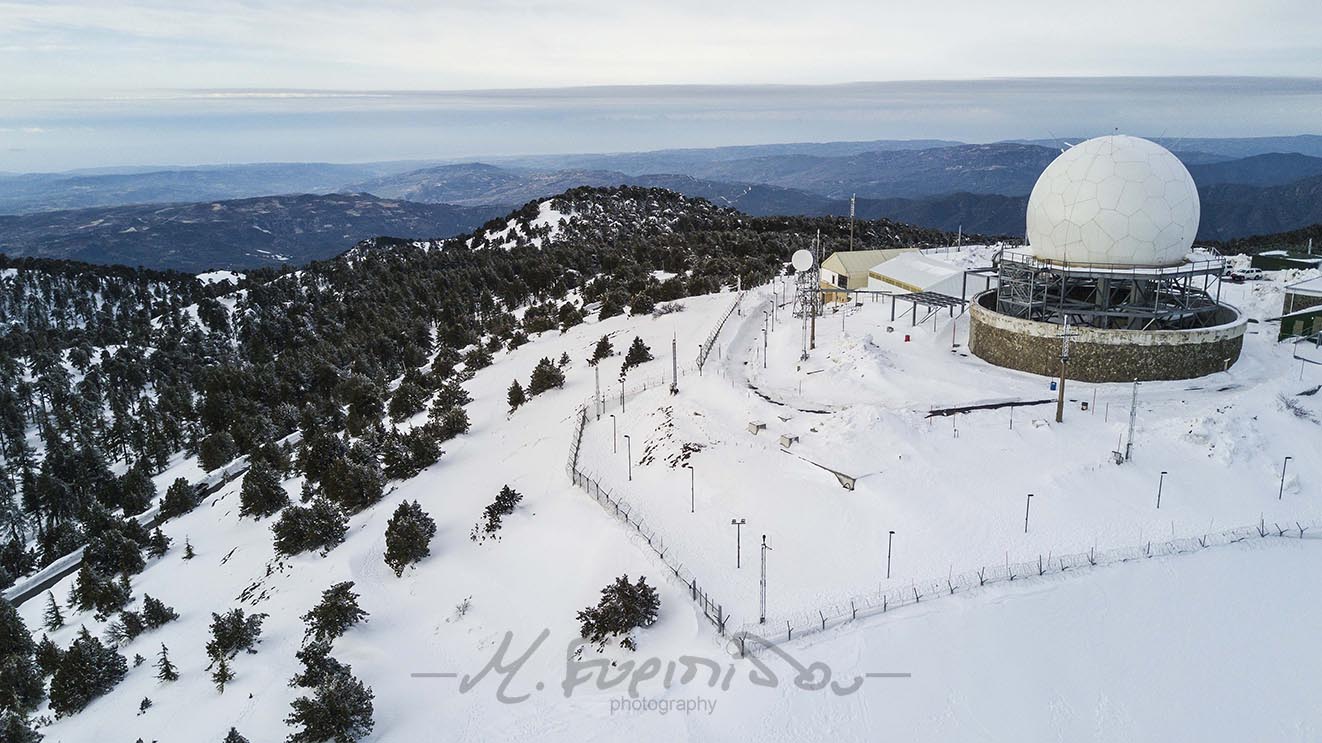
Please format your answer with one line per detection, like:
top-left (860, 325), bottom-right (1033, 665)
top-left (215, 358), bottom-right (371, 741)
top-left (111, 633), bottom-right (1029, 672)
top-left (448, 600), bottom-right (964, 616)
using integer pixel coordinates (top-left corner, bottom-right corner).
top-left (2, 1), bottom-right (1321, 170)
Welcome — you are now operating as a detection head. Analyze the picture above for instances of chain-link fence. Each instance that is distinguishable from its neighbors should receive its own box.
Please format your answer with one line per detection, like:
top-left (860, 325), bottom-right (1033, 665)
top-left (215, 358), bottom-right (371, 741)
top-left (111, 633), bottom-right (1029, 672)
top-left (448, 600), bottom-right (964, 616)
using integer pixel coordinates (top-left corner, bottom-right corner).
top-left (567, 404), bottom-right (730, 635)
top-left (696, 290), bottom-right (745, 371)
top-left (731, 518), bottom-right (1322, 657)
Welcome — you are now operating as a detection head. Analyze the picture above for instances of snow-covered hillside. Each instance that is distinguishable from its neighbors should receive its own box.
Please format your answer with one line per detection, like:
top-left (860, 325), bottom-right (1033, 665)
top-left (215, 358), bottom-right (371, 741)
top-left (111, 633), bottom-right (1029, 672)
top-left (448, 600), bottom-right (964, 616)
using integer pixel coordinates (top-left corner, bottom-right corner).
top-left (17, 257), bottom-right (1322, 742)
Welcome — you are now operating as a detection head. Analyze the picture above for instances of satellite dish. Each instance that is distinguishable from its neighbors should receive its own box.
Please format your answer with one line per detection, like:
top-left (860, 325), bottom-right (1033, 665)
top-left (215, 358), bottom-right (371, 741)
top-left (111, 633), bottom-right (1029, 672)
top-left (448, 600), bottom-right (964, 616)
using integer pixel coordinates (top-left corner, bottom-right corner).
top-left (791, 249), bottom-right (813, 272)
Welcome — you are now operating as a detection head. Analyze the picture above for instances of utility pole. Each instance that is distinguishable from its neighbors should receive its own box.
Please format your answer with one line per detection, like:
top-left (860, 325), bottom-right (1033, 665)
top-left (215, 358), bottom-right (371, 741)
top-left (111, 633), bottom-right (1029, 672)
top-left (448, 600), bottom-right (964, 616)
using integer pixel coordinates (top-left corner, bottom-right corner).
top-left (1157, 471), bottom-right (1167, 509)
top-left (759, 534), bottom-right (771, 624)
top-left (594, 364), bottom-right (601, 419)
top-left (886, 530), bottom-right (895, 579)
top-left (731, 519), bottom-right (746, 568)
top-left (609, 414), bottom-right (616, 453)
top-left (762, 312), bottom-right (768, 369)
top-left (1024, 493), bottom-right (1033, 533)
top-left (1055, 317), bottom-right (1078, 424)
top-left (1124, 379), bottom-right (1139, 462)
top-left (623, 434), bottom-right (632, 481)
top-left (1279, 456), bottom-right (1293, 500)
top-left (620, 378), bottom-right (625, 413)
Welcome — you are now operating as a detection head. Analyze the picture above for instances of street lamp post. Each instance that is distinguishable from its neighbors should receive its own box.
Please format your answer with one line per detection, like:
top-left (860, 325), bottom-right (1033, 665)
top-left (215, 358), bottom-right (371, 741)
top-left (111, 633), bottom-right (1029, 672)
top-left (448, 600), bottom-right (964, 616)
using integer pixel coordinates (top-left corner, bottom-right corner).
top-left (623, 435), bottom-right (632, 481)
top-left (686, 465), bottom-right (694, 513)
top-left (759, 534), bottom-right (772, 624)
top-left (1024, 493), bottom-right (1034, 533)
top-left (731, 518), bottom-right (746, 568)
top-left (1279, 456), bottom-right (1293, 500)
top-left (1157, 471), bottom-right (1168, 509)
top-left (620, 379), bottom-right (625, 412)
top-left (886, 530), bottom-right (895, 579)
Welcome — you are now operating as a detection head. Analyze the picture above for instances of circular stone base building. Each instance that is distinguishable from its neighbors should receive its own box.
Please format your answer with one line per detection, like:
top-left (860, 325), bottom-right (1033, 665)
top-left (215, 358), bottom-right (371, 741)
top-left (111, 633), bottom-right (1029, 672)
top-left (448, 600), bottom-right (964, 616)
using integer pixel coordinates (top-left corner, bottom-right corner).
top-left (969, 135), bottom-right (1246, 382)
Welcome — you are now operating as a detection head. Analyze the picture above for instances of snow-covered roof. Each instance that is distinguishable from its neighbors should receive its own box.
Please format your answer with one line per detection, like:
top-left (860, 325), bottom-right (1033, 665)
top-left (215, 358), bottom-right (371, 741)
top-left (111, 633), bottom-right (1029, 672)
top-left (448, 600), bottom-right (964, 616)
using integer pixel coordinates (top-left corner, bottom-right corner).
top-left (1285, 276), bottom-right (1322, 297)
top-left (867, 252), bottom-right (964, 294)
top-left (822, 249), bottom-right (915, 276)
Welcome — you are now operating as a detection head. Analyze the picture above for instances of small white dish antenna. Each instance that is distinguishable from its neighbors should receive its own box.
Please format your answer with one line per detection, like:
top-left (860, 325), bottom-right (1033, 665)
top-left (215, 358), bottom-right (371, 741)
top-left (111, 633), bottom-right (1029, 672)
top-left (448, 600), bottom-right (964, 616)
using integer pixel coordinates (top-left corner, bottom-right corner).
top-left (791, 249), bottom-right (813, 272)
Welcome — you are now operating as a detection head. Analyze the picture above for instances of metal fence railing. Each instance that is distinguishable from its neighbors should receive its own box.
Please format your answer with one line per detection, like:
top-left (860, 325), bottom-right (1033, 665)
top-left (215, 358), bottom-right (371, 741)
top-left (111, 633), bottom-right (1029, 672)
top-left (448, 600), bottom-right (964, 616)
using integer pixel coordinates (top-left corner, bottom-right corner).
top-left (696, 290), bottom-right (745, 372)
top-left (731, 518), bottom-right (1322, 657)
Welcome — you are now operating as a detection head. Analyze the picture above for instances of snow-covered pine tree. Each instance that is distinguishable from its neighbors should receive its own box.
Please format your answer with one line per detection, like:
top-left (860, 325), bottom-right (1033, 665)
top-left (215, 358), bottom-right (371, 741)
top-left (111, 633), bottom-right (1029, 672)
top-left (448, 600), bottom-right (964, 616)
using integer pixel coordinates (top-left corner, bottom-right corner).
top-left (43, 591), bottom-right (63, 631)
top-left (0, 599), bottom-right (42, 714)
top-left (301, 582), bottom-right (369, 644)
top-left (285, 664), bottom-right (375, 743)
top-left (35, 634), bottom-right (62, 677)
top-left (155, 643), bottom-right (178, 682)
top-left (183, 537), bottom-right (195, 560)
top-left (142, 595), bottom-right (179, 628)
top-left (588, 335), bottom-right (613, 366)
top-left (159, 477), bottom-right (198, 520)
top-left (527, 358), bottom-right (565, 396)
top-left (49, 627), bottom-right (127, 716)
top-left (622, 336), bottom-right (654, 372)
top-left (238, 460), bottom-right (289, 520)
top-left (383, 500), bottom-right (436, 576)
top-left (507, 380), bottom-right (526, 413)
top-left (223, 727), bottom-right (250, 743)
top-left (271, 496), bottom-right (348, 556)
top-left (205, 609), bottom-right (266, 661)
top-left (146, 527), bottom-right (171, 558)
top-left (576, 574), bottom-right (661, 652)
top-left (211, 655), bottom-right (233, 693)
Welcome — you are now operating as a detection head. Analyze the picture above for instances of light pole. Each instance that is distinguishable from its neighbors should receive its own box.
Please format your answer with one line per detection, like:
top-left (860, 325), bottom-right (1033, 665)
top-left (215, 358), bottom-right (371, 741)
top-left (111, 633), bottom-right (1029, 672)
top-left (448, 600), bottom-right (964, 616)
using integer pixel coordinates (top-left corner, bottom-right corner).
top-left (759, 534), bottom-right (772, 624)
top-left (1024, 493), bottom-right (1033, 533)
top-left (623, 435), bottom-right (632, 481)
top-left (685, 465), bottom-right (694, 513)
top-left (886, 530), bottom-right (895, 579)
top-left (1157, 471), bottom-right (1167, 509)
top-left (620, 378), bottom-right (625, 412)
top-left (731, 519), bottom-right (746, 568)
top-left (762, 312), bottom-right (769, 369)
top-left (1279, 456), bottom-right (1293, 500)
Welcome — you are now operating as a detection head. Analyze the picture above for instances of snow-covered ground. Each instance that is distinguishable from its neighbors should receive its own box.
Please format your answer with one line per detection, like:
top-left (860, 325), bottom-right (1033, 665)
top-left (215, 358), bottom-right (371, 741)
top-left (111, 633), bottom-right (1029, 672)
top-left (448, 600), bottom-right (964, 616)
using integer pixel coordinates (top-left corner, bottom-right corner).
top-left (23, 264), bottom-right (1322, 741)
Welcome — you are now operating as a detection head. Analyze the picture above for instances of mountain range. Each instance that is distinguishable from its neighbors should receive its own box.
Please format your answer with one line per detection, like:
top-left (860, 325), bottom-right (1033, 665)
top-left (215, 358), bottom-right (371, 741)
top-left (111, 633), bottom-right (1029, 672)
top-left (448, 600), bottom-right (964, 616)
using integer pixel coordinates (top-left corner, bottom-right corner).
top-left (3, 135), bottom-right (1322, 270)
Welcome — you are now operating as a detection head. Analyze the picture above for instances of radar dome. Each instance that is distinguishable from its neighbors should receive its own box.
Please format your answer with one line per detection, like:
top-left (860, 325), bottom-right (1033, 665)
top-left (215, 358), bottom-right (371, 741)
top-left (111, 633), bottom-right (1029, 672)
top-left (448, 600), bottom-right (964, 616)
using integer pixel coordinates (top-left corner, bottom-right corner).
top-left (1025, 135), bottom-right (1199, 268)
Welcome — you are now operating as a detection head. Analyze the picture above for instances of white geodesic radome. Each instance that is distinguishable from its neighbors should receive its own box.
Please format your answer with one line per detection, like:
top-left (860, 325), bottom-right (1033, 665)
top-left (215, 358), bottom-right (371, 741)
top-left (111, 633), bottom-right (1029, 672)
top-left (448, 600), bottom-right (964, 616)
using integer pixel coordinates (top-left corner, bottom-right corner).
top-left (1025, 135), bottom-right (1200, 268)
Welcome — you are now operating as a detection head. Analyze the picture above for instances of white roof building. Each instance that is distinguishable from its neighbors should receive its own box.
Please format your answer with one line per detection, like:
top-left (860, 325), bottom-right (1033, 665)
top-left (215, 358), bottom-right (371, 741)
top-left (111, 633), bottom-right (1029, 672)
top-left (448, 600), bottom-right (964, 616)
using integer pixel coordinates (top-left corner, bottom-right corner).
top-left (867, 252), bottom-right (966, 296)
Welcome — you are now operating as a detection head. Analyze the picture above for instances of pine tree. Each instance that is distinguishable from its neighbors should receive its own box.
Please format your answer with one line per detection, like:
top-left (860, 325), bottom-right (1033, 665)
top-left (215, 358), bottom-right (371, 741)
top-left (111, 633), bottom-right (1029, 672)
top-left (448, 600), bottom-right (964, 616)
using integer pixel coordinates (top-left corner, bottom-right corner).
top-left (43, 592), bottom-right (63, 631)
top-left (588, 335), bottom-right (613, 366)
top-left (527, 358), bottom-right (565, 396)
top-left (155, 643), bottom-right (178, 682)
top-left (576, 574), bottom-right (660, 652)
top-left (183, 538), bottom-right (195, 560)
top-left (223, 727), bottom-right (250, 743)
top-left (621, 336), bottom-right (654, 372)
top-left (0, 711), bottom-right (42, 743)
top-left (506, 380), bottom-right (526, 413)
top-left (321, 444), bottom-right (383, 514)
top-left (205, 609), bottom-right (266, 661)
top-left (142, 595), bottom-right (179, 629)
top-left (159, 477), bottom-right (198, 520)
top-left (383, 501), bottom-right (436, 577)
top-left (239, 460), bottom-right (289, 520)
top-left (271, 497), bottom-right (347, 556)
top-left (285, 664), bottom-right (375, 743)
top-left (146, 527), bottom-right (171, 558)
top-left (35, 634), bottom-right (62, 677)
top-left (301, 582), bottom-right (368, 644)
top-left (118, 464), bottom-right (157, 517)
top-left (49, 627), bottom-right (127, 716)
top-left (558, 352), bottom-right (571, 367)
top-left (211, 654), bottom-right (233, 693)
top-left (289, 640), bottom-right (347, 689)
top-left (0, 599), bottom-right (42, 714)
top-left (472, 486), bottom-right (522, 542)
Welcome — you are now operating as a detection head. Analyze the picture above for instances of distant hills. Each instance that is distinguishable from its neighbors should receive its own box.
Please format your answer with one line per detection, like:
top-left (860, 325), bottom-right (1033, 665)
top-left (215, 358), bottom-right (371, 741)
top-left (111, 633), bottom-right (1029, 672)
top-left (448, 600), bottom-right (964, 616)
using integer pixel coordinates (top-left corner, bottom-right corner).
top-left (4, 135), bottom-right (1322, 270)
top-left (0, 193), bottom-right (505, 271)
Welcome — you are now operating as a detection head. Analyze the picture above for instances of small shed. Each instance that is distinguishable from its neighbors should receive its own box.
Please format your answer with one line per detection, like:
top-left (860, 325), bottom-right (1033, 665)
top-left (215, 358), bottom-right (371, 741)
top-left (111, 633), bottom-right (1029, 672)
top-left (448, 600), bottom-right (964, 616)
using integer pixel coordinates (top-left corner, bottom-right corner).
top-left (1283, 276), bottom-right (1322, 315)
